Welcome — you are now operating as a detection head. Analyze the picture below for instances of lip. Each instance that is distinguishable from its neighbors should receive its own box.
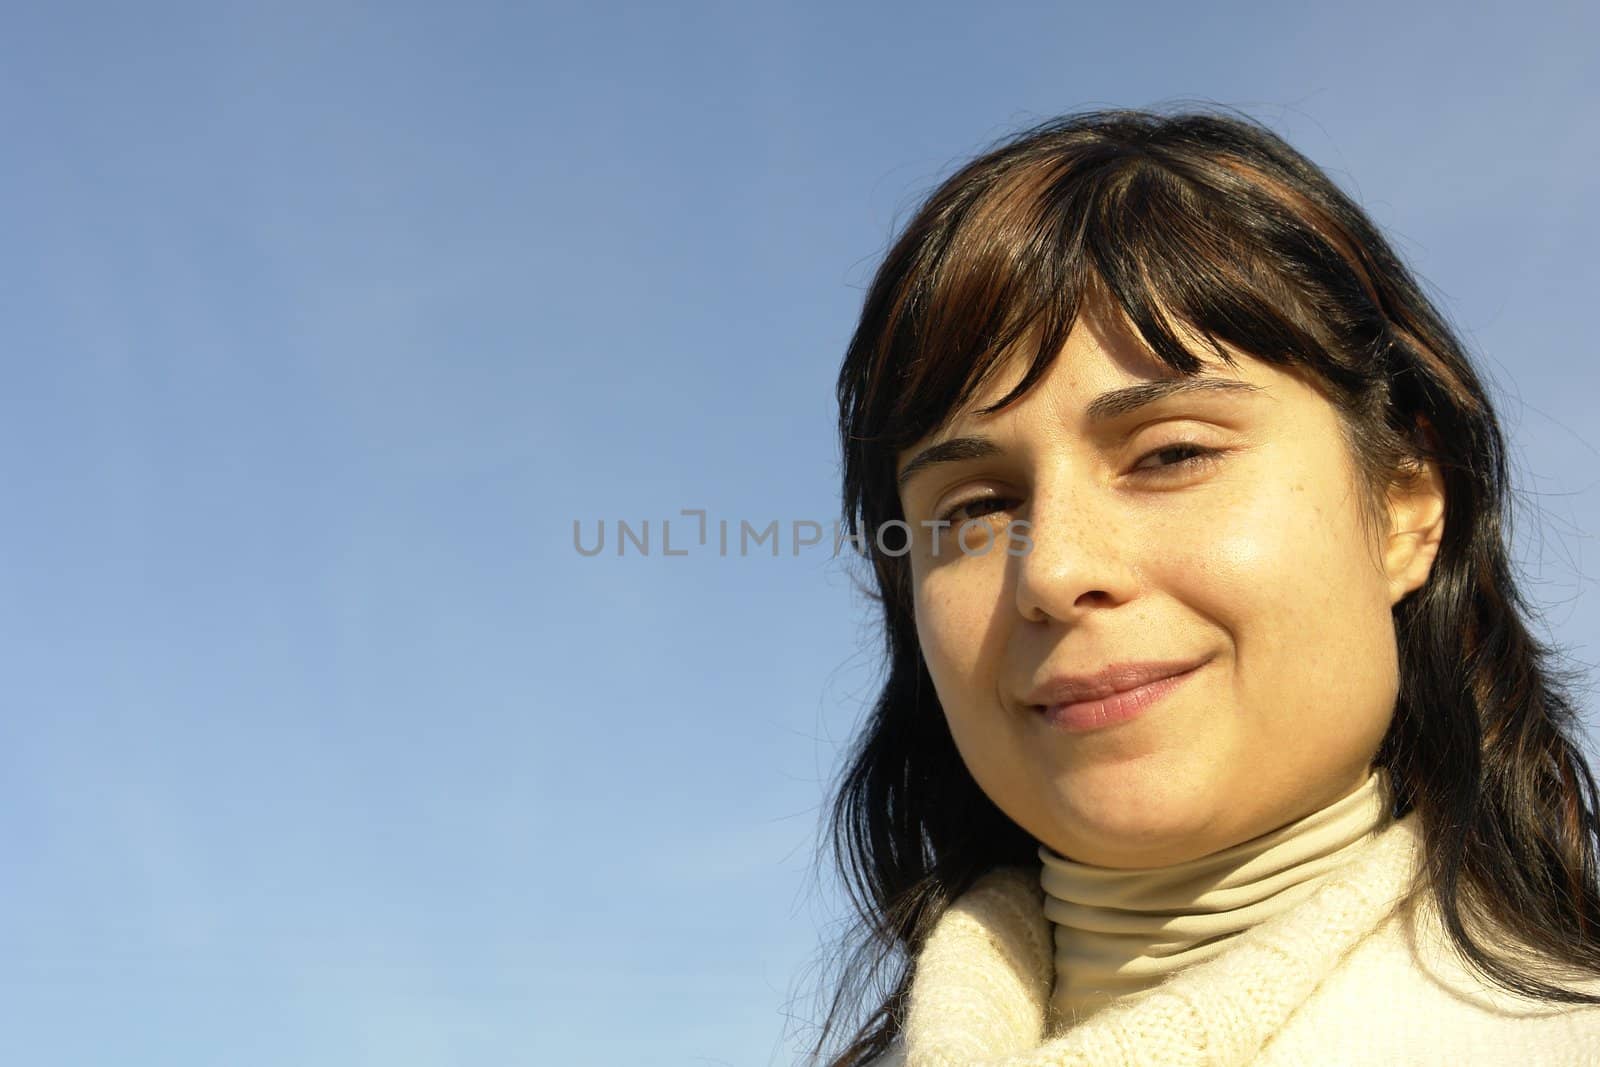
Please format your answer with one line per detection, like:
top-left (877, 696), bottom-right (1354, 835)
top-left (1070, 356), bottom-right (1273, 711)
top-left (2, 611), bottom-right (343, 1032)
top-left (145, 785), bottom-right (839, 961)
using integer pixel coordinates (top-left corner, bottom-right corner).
top-left (1026, 657), bottom-right (1210, 733)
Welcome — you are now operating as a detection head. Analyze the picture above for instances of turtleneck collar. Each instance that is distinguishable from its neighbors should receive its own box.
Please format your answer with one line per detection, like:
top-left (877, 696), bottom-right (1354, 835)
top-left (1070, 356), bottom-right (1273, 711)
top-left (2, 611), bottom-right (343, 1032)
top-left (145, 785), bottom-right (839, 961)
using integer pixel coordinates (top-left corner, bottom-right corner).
top-left (1037, 767), bottom-right (1394, 1029)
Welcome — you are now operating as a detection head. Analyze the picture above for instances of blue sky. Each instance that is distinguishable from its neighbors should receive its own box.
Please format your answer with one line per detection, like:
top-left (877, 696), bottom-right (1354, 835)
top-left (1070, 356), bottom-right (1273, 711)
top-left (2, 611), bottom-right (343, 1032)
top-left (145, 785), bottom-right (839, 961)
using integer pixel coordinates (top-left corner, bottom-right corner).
top-left (1, 2), bottom-right (1596, 1064)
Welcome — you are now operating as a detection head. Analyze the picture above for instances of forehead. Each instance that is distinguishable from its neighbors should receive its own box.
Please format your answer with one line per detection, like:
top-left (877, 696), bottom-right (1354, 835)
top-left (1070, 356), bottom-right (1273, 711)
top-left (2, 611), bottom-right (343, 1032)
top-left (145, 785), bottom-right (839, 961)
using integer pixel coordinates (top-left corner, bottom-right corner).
top-left (943, 297), bottom-right (1268, 434)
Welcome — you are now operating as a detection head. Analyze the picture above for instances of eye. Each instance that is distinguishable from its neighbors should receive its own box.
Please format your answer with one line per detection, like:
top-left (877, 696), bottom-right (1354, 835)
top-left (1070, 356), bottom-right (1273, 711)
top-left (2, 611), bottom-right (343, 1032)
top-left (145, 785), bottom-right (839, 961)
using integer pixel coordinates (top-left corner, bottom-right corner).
top-left (1131, 441), bottom-right (1224, 480)
top-left (929, 442), bottom-right (1223, 531)
top-left (937, 494), bottom-right (1015, 526)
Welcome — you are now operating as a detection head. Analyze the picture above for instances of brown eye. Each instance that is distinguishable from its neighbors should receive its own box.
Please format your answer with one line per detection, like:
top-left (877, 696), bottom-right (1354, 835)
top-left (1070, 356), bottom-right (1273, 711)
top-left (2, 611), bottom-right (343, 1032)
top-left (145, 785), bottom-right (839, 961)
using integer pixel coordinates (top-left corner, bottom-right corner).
top-left (1132, 442), bottom-right (1223, 479)
top-left (938, 496), bottom-right (1014, 525)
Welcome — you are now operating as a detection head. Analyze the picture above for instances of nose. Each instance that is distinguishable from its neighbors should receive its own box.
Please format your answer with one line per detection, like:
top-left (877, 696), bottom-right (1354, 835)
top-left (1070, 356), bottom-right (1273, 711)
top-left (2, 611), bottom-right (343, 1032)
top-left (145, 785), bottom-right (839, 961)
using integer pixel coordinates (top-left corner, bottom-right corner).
top-left (1013, 482), bottom-right (1139, 624)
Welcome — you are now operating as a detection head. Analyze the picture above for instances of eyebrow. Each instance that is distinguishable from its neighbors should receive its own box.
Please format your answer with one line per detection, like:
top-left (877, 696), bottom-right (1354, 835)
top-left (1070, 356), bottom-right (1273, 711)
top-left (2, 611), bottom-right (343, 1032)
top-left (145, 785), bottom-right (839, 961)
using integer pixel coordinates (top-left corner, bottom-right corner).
top-left (895, 376), bottom-right (1263, 491)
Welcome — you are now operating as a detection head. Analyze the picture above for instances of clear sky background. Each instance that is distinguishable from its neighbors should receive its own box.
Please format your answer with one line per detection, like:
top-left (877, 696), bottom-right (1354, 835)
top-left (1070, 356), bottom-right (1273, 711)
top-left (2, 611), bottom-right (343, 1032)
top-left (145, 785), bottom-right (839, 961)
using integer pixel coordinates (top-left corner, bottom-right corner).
top-left (1, 2), bottom-right (1595, 1065)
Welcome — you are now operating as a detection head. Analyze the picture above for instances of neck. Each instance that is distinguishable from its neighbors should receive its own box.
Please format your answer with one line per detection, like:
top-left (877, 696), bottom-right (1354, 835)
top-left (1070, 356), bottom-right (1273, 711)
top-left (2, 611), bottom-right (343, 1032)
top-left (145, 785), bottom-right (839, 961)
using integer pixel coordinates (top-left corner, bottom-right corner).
top-left (1037, 767), bottom-right (1394, 1029)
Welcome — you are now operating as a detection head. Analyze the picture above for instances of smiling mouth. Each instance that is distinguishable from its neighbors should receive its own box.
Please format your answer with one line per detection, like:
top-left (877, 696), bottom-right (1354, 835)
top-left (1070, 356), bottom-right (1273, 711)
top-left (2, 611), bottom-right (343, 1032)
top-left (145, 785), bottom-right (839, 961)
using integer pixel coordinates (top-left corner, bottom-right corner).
top-left (1032, 660), bottom-right (1207, 733)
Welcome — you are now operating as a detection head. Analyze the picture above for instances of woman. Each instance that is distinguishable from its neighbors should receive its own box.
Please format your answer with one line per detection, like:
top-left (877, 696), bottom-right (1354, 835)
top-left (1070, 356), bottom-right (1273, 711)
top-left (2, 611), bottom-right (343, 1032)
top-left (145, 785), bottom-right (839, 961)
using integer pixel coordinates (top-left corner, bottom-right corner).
top-left (807, 107), bottom-right (1600, 1066)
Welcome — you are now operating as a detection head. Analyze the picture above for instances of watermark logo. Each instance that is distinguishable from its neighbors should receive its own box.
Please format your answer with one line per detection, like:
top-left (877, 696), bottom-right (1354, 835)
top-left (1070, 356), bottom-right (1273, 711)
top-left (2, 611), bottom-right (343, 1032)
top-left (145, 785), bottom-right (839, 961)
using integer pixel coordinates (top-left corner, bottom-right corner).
top-left (572, 509), bottom-right (1034, 558)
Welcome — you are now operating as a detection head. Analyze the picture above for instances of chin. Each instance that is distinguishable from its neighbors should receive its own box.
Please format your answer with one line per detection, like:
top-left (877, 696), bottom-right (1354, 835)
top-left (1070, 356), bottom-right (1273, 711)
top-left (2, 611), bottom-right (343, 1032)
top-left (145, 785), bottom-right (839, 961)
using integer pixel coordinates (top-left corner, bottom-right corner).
top-left (1037, 774), bottom-right (1220, 861)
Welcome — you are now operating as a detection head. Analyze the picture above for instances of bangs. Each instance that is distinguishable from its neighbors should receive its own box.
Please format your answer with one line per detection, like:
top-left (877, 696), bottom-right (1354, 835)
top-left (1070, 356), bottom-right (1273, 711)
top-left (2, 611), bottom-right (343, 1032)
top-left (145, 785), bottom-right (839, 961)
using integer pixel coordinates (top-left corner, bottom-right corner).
top-left (859, 144), bottom-right (1384, 463)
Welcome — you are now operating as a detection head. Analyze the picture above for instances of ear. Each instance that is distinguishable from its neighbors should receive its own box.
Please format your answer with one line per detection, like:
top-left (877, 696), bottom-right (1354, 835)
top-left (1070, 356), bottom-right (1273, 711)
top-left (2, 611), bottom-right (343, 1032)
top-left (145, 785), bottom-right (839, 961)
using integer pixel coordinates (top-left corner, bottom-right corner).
top-left (1383, 418), bottom-right (1448, 606)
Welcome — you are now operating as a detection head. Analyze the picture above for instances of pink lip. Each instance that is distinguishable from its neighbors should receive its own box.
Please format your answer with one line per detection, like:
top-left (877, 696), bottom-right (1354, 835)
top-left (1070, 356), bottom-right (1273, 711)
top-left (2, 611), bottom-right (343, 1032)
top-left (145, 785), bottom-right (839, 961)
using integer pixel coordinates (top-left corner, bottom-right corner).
top-left (1027, 658), bottom-right (1209, 733)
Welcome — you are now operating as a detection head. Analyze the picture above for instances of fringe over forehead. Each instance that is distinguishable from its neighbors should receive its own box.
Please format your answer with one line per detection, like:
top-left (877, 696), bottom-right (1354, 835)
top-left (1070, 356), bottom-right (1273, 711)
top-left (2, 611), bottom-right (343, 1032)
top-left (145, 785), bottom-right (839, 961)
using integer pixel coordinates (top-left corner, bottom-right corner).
top-left (836, 110), bottom-right (1464, 545)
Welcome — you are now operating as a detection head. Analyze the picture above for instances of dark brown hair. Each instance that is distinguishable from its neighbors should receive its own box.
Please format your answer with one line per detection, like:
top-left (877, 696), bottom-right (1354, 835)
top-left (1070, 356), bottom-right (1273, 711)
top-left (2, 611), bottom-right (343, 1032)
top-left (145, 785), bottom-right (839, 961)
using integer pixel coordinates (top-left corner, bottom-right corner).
top-left (803, 105), bottom-right (1600, 1066)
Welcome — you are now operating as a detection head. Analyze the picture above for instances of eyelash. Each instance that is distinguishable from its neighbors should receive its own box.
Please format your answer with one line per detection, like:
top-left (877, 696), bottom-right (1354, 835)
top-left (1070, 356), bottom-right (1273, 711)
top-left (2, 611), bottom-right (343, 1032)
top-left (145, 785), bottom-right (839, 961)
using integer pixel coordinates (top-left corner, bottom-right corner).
top-left (935, 442), bottom-right (1224, 525)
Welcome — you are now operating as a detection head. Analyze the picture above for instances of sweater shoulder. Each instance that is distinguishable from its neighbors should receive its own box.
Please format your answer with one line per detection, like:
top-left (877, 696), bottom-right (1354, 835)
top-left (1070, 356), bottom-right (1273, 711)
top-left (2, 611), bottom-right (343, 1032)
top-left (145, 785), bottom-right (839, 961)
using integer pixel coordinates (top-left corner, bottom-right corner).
top-left (1255, 889), bottom-right (1600, 1065)
top-left (1400, 887), bottom-right (1600, 1007)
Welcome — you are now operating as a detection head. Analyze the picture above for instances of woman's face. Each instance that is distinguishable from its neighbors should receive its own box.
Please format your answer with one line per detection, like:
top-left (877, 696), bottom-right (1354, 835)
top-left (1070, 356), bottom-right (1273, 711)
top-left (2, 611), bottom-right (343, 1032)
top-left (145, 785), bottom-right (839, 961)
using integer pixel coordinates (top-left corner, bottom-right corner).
top-left (895, 296), bottom-right (1446, 868)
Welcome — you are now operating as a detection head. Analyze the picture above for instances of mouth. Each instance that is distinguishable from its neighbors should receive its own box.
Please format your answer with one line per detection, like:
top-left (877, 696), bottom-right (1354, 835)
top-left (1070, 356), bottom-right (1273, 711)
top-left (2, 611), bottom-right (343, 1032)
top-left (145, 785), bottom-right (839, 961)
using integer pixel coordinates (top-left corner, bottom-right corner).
top-left (1031, 658), bottom-right (1208, 733)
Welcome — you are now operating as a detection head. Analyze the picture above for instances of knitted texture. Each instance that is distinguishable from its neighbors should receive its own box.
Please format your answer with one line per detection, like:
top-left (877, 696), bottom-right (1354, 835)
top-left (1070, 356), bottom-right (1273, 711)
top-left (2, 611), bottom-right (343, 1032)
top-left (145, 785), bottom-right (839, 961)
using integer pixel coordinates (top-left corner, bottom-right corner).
top-left (897, 867), bottom-right (1054, 1066)
top-left (868, 813), bottom-right (1600, 1067)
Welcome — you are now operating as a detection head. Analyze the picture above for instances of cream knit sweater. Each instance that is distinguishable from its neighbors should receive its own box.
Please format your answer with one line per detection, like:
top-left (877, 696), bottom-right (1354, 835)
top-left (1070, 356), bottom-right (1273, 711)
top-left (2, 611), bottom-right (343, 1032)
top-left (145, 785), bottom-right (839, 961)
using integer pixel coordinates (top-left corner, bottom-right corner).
top-left (867, 801), bottom-right (1600, 1066)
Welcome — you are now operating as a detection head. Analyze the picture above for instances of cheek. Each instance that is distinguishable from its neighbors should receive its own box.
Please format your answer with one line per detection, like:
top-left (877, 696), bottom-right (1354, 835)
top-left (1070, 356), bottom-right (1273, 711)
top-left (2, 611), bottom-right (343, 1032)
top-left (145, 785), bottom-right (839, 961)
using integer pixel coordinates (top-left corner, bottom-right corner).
top-left (1179, 480), bottom-right (1329, 616)
top-left (1166, 473), bottom-right (1396, 723)
top-left (912, 561), bottom-right (1009, 709)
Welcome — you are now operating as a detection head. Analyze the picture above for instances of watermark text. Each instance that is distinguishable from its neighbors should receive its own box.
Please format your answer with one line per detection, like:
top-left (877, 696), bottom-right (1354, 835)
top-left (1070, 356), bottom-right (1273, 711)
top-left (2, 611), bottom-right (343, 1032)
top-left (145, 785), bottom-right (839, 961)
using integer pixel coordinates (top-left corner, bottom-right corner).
top-left (571, 509), bottom-right (1034, 558)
